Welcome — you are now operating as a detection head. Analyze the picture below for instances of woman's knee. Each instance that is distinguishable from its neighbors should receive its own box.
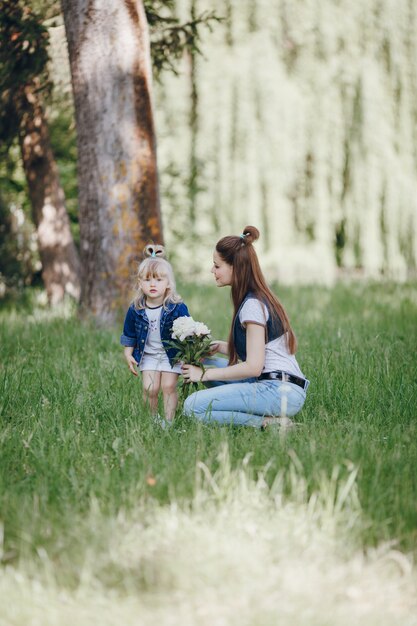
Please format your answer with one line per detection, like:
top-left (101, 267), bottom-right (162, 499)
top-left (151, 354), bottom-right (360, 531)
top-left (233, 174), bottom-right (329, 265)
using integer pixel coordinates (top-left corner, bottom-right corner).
top-left (183, 395), bottom-right (195, 416)
top-left (183, 393), bottom-right (206, 419)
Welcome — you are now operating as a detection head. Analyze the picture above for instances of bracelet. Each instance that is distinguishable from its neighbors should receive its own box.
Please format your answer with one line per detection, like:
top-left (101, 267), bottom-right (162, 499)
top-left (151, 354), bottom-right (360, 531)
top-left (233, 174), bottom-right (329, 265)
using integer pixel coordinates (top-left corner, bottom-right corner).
top-left (199, 370), bottom-right (205, 382)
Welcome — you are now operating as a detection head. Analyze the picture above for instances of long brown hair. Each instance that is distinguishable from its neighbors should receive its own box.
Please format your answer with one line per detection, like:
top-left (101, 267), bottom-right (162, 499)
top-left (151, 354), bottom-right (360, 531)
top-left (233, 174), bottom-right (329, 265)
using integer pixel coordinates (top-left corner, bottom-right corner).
top-left (216, 225), bottom-right (297, 365)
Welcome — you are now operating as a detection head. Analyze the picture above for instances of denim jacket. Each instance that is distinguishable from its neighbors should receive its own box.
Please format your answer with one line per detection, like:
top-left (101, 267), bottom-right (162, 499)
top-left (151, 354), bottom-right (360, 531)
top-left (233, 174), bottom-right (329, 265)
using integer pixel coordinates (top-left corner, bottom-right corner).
top-left (120, 301), bottom-right (190, 366)
top-left (233, 292), bottom-right (283, 361)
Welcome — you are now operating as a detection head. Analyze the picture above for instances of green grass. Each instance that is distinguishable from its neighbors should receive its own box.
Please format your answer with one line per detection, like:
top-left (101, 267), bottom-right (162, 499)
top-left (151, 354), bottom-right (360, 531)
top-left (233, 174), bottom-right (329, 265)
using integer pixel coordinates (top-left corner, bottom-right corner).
top-left (1, 280), bottom-right (416, 575)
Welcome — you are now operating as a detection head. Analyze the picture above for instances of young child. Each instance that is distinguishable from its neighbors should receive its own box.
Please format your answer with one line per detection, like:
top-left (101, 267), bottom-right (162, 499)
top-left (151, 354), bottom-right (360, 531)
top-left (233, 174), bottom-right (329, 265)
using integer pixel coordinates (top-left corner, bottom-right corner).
top-left (120, 244), bottom-right (190, 427)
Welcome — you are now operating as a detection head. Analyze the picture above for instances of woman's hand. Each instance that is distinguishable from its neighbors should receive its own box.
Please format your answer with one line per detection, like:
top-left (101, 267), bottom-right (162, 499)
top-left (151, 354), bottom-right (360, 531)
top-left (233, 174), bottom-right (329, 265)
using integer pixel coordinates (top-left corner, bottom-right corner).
top-left (181, 364), bottom-right (204, 383)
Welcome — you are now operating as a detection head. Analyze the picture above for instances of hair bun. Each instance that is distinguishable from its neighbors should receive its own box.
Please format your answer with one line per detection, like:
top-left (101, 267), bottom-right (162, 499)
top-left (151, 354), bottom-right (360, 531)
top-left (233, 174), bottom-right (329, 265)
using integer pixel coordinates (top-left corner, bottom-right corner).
top-left (144, 243), bottom-right (166, 258)
top-left (241, 225), bottom-right (260, 245)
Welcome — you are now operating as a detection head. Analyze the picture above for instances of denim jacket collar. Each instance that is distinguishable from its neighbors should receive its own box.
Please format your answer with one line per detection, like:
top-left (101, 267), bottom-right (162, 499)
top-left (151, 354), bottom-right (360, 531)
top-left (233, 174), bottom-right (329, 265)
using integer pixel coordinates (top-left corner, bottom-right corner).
top-left (133, 301), bottom-right (177, 319)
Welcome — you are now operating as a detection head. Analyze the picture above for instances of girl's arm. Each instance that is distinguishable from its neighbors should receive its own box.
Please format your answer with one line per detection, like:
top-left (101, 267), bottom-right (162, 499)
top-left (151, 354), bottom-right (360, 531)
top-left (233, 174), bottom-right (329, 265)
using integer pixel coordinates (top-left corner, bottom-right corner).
top-left (182, 323), bottom-right (265, 383)
top-left (124, 346), bottom-right (139, 376)
top-left (120, 307), bottom-right (136, 346)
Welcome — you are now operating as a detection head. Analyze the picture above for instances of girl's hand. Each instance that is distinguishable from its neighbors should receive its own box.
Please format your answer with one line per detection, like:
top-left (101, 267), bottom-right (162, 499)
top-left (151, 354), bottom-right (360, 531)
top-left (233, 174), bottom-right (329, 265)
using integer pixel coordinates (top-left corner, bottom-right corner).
top-left (181, 364), bottom-right (204, 383)
top-left (209, 340), bottom-right (228, 355)
top-left (125, 354), bottom-right (139, 376)
top-left (208, 341), bottom-right (220, 355)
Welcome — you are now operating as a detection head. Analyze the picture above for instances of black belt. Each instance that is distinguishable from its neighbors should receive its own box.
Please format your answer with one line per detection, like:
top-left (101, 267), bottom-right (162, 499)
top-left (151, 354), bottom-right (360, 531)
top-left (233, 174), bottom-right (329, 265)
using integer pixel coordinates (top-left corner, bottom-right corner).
top-left (258, 370), bottom-right (308, 390)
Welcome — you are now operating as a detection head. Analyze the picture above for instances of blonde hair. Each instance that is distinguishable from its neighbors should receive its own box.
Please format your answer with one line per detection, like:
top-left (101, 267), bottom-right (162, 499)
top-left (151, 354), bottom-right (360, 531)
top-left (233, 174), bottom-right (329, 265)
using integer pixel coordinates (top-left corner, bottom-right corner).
top-left (133, 245), bottom-right (182, 309)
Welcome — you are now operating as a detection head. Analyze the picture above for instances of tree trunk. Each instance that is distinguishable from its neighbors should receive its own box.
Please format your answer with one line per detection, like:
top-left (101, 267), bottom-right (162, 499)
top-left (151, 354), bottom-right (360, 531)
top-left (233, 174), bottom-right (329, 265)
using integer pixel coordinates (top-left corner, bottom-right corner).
top-left (61, 0), bottom-right (163, 324)
top-left (188, 0), bottom-right (199, 226)
top-left (18, 81), bottom-right (81, 304)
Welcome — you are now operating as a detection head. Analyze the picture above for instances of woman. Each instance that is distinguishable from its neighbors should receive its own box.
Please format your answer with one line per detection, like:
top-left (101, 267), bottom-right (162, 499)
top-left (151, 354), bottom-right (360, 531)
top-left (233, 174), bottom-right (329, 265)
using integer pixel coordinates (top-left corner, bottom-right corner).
top-left (182, 225), bottom-right (309, 429)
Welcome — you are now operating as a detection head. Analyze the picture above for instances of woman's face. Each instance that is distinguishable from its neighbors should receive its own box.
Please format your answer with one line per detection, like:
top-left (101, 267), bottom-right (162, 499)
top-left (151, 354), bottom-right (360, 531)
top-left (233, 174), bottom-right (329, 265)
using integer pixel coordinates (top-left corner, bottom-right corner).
top-left (211, 250), bottom-right (233, 287)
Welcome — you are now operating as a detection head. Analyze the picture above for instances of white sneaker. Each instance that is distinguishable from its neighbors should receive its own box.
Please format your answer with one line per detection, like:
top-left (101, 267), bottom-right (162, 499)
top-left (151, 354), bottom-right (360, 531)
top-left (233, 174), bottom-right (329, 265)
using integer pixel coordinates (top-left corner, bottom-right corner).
top-left (153, 414), bottom-right (172, 430)
top-left (261, 416), bottom-right (298, 430)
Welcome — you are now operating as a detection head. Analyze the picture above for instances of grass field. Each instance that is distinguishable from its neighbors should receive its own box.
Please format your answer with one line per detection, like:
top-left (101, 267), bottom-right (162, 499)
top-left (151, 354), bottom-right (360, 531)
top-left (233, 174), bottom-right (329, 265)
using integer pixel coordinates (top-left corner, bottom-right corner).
top-left (1, 281), bottom-right (416, 624)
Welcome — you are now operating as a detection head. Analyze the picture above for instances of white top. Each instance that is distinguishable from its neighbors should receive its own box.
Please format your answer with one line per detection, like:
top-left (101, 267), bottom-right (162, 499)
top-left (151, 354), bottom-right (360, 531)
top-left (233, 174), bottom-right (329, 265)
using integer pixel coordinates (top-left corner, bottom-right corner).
top-left (140, 306), bottom-right (181, 373)
top-left (144, 306), bottom-right (164, 355)
top-left (239, 298), bottom-right (305, 378)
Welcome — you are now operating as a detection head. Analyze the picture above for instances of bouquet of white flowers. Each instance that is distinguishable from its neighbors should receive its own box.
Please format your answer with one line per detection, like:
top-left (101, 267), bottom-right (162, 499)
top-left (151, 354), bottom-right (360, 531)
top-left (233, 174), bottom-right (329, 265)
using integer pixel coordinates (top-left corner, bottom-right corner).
top-left (167, 316), bottom-right (212, 397)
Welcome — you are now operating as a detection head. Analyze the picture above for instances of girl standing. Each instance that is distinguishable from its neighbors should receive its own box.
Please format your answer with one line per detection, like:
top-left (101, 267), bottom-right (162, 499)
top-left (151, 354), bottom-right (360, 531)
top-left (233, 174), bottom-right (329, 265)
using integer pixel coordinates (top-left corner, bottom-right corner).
top-left (181, 226), bottom-right (309, 429)
top-left (120, 245), bottom-right (190, 427)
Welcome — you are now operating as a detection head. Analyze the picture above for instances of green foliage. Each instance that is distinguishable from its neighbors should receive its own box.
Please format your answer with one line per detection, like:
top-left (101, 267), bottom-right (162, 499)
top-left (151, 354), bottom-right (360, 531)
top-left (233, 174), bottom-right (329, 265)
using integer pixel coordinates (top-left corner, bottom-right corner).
top-left (0, 194), bottom-right (24, 289)
top-left (0, 2), bottom-right (78, 295)
top-left (48, 101), bottom-right (79, 242)
top-left (144, 0), bottom-right (222, 77)
top-left (0, 145), bottom-right (38, 291)
top-left (0, 0), bottom-right (50, 148)
top-left (0, 1), bottom-right (50, 89)
top-left (0, 2), bottom-right (53, 292)
top-left (155, 0), bottom-right (417, 280)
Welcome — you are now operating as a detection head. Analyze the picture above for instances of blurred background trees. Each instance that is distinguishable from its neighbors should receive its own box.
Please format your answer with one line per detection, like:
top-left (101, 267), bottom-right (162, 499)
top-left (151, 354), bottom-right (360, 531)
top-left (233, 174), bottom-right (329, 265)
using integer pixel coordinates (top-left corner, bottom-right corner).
top-left (1, 0), bottom-right (217, 320)
top-left (1, 0), bottom-right (417, 314)
top-left (0, 0), bottom-right (80, 303)
top-left (157, 0), bottom-right (417, 283)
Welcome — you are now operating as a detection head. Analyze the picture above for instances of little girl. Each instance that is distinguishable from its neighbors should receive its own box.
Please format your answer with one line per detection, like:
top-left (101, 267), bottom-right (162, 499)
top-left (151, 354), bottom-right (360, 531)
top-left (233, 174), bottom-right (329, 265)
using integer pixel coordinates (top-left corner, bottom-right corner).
top-left (120, 244), bottom-right (190, 427)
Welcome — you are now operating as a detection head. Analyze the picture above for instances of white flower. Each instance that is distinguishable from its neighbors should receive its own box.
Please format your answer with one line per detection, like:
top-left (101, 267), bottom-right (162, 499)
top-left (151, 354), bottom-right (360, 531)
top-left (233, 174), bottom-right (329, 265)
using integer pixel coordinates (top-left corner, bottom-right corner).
top-left (194, 322), bottom-right (210, 337)
top-left (172, 316), bottom-right (211, 341)
top-left (172, 316), bottom-right (196, 341)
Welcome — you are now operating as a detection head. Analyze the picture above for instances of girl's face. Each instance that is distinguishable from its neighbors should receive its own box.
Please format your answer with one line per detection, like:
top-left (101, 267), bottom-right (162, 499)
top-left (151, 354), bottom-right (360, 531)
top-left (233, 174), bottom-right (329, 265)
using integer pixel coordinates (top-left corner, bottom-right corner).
top-left (211, 250), bottom-right (233, 287)
top-left (140, 273), bottom-right (169, 305)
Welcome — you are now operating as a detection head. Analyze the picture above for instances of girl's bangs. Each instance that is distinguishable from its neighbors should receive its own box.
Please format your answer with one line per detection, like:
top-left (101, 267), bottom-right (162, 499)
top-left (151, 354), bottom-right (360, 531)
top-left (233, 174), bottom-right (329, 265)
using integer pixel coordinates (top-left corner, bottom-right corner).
top-left (139, 260), bottom-right (167, 280)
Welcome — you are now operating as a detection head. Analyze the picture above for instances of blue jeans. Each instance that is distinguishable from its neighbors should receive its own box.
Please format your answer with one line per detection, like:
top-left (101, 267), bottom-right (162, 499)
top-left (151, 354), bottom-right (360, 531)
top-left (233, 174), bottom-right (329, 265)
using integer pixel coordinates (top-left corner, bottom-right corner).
top-left (183, 358), bottom-right (308, 428)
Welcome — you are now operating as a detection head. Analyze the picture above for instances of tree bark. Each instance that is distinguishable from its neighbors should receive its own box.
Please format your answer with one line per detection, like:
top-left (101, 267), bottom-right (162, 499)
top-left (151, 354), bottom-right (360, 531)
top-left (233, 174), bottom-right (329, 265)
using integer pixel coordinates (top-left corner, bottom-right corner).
top-left (187, 0), bottom-right (199, 226)
top-left (61, 0), bottom-right (163, 324)
top-left (18, 81), bottom-right (81, 304)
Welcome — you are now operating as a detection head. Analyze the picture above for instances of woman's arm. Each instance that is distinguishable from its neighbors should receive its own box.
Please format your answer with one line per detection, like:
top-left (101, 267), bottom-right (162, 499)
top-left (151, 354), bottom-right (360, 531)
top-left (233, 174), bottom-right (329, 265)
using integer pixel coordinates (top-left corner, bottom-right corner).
top-left (182, 323), bottom-right (265, 383)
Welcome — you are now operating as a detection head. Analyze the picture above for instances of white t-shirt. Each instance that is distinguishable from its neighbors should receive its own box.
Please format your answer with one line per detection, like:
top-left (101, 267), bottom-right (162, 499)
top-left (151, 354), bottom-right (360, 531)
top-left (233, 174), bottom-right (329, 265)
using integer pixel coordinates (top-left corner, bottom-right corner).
top-left (144, 306), bottom-right (164, 354)
top-left (238, 298), bottom-right (305, 378)
top-left (139, 305), bottom-right (181, 373)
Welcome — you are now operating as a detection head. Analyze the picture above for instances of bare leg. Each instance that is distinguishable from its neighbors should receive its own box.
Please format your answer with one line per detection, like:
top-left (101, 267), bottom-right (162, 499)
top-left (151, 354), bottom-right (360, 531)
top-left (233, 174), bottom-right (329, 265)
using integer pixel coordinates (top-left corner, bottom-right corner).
top-left (142, 370), bottom-right (161, 415)
top-left (161, 372), bottom-right (179, 422)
